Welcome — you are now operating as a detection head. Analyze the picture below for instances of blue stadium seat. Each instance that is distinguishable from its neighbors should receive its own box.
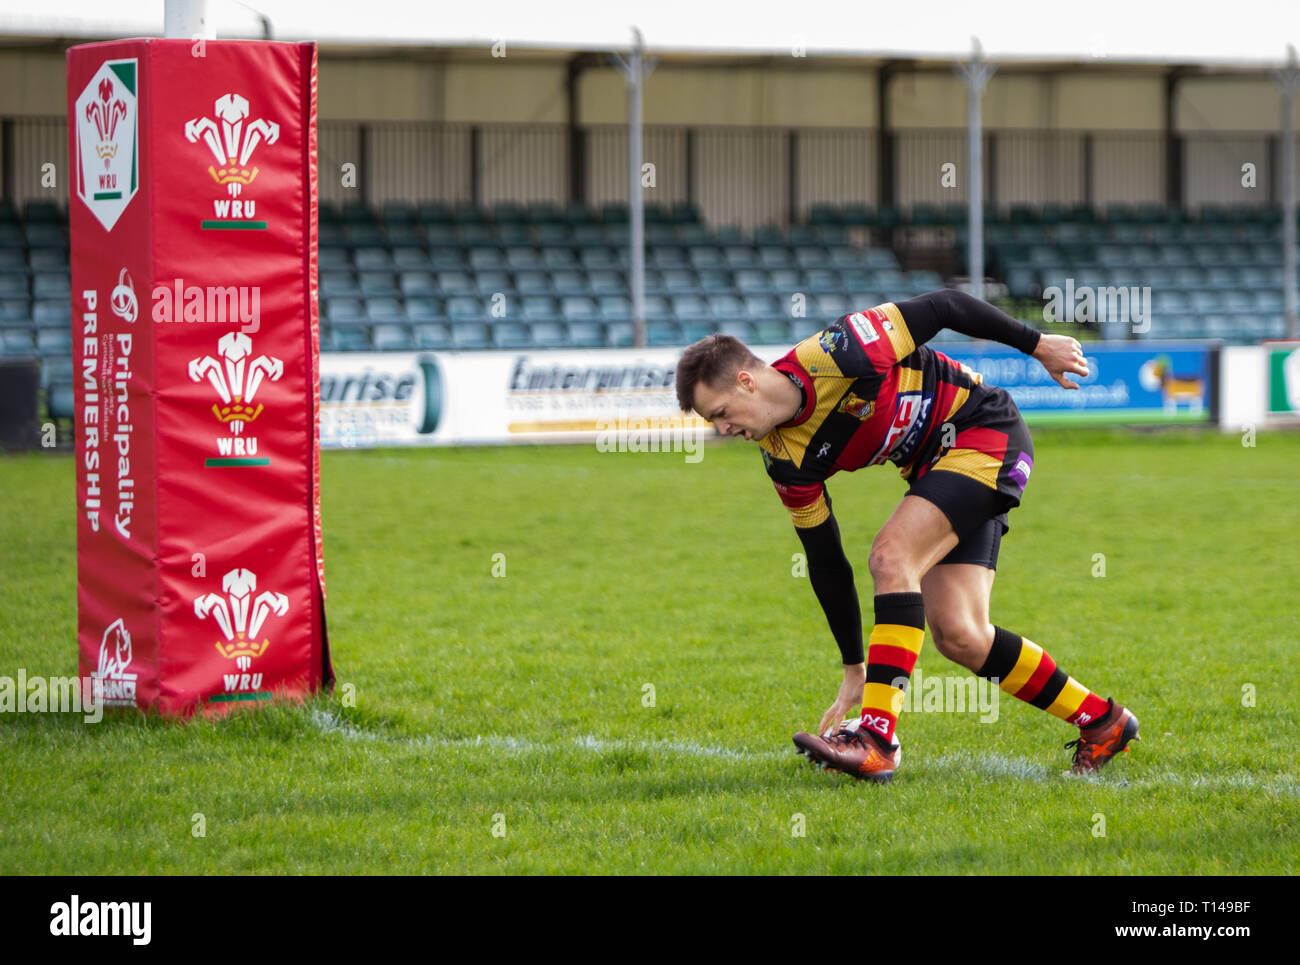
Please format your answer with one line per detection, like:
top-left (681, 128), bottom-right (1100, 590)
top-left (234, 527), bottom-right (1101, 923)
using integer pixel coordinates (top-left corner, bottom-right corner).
top-left (646, 321), bottom-right (681, 346)
top-left (530, 321), bottom-right (568, 348)
top-left (32, 249), bottom-right (69, 275)
top-left (708, 294), bottom-right (746, 319)
top-left (696, 269), bottom-right (733, 294)
top-left (599, 295), bottom-right (631, 320)
top-left (0, 299), bottom-right (30, 324)
top-left (814, 293), bottom-right (847, 317)
top-left (468, 248), bottom-right (506, 270)
top-left (372, 323), bottom-right (412, 351)
top-left (723, 246), bottom-right (757, 269)
top-left (504, 247), bottom-right (541, 270)
top-left (0, 274), bottom-right (28, 298)
top-left (33, 273), bottom-right (68, 299)
top-left (522, 296), bottom-right (559, 321)
top-left (414, 323), bottom-right (453, 349)
top-left (405, 298), bottom-right (444, 322)
top-left (515, 270), bottom-right (552, 294)
top-left (551, 270), bottom-right (588, 295)
top-left (662, 269), bottom-right (697, 294)
top-left (399, 271), bottom-right (438, 296)
top-left (743, 294), bottom-right (780, 319)
top-left (579, 248), bottom-right (619, 270)
top-left (717, 320), bottom-right (755, 341)
top-left (36, 329), bottom-right (71, 354)
top-left (567, 321), bottom-right (604, 348)
top-left (491, 322), bottom-right (532, 349)
top-left (561, 296), bottom-right (598, 321)
top-left (672, 294), bottom-right (712, 322)
top-left (425, 225), bottom-right (459, 246)
top-left (359, 271), bottom-right (399, 296)
top-left (326, 298), bottom-right (367, 325)
top-left (605, 321), bottom-right (633, 346)
top-left (436, 271), bottom-right (475, 295)
top-left (649, 247), bottom-right (687, 269)
top-left (535, 224), bottom-right (572, 245)
top-left (391, 247), bottom-right (430, 270)
top-left (451, 323), bottom-right (491, 349)
top-left (688, 247), bottom-right (725, 269)
top-left (586, 270), bottom-right (624, 294)
top-left (767, 269), bottom-right (800, 294)
top-left (1, 330), bottom-right (33, 355)
top-left (33, 300), bottom-right (69, 326)
top-left (541, 247), bottom-right (578, 269)
top-left (366, 297), bottom-right (405, 322)
top-left (644, 295), bottom-right (673, 321)
top-left (474, 270), bottom-right (512, 296)
top-left (803, 268), bottom-right (840, 293)
top-left (333, 327), bottom-right (371, 351)
top-left (429, 248), bottom-right (466, 269)
top-left (445, 296), bottom-right (484, 321)
top-left (794, 247), bottom-right (830, 270)
top-left (752, 319), bottom-right (787, 344)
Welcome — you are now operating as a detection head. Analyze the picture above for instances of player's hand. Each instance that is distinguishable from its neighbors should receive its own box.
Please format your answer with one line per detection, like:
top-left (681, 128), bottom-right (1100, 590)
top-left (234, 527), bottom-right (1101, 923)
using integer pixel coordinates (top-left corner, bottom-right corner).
top-left (817, 663), bottom-right (867, 737)
top-left (1032, 333), bottom-right (1089, 390)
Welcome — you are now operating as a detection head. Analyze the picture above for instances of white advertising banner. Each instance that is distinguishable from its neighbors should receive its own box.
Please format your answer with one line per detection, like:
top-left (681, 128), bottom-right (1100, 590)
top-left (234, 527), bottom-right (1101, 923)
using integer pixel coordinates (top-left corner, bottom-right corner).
top-left (319, 348), bottom-right (752, 449)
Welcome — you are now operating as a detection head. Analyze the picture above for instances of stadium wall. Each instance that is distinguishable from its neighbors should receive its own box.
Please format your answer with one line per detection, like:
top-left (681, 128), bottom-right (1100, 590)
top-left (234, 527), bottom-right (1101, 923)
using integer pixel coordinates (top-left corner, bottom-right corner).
top-left (1, 48), bottom-right (1298, 217)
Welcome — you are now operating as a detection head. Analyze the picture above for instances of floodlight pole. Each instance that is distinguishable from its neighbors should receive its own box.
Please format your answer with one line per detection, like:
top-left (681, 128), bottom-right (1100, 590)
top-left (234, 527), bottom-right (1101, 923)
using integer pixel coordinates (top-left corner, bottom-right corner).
top-left (1274, 47), bottom-right (1300, 341)
top-left (612, 28), bottom-right (657, 347)
top-left (957, 39), bottom-right (995, 302)
top-left (163, 0), bottom-right (215, 39)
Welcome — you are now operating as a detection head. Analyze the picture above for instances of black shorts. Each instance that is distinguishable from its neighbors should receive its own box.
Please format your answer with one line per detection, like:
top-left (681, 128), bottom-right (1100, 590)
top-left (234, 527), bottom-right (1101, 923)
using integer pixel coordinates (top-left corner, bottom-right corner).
top-left (905, 401), bottom-right (1035, 571)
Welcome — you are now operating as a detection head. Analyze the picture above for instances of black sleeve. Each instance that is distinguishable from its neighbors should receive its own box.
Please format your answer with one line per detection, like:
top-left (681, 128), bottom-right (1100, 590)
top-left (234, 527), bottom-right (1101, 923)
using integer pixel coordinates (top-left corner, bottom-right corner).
top-left (793, 507), bottom-right (864, 666)
top-left (896, 288), bottom-right (1043, 356)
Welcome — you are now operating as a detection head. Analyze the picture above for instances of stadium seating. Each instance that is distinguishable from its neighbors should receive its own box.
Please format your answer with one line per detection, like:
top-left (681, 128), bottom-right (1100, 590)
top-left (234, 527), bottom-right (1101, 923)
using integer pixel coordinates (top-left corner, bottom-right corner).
top-left (9, 195), bottom-right (1298, 429)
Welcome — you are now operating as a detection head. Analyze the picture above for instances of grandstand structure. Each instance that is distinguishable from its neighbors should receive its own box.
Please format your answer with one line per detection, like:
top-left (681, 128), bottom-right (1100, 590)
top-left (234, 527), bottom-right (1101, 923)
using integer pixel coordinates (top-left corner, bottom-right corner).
top-left (2, 8), bottom-right (1300, 421)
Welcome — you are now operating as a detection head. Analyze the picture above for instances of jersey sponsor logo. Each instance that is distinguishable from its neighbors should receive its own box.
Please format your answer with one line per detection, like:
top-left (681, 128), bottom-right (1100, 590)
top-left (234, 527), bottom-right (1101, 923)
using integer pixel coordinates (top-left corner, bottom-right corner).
top-left (846, 312), bottom-right (879, 347)
top-left (867, 390), bottom-right (934, 466)
top-left (818, 329), bottom-right (843, 354)
top-left (816, 442), bottom-right (832, 460)
top-left (836, 391), bottom-right (875, 421)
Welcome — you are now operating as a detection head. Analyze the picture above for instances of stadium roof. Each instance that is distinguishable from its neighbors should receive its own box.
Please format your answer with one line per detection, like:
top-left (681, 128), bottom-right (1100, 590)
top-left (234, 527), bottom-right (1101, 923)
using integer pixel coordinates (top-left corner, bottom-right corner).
top-left (1, 0), bottom-right (1298, 70)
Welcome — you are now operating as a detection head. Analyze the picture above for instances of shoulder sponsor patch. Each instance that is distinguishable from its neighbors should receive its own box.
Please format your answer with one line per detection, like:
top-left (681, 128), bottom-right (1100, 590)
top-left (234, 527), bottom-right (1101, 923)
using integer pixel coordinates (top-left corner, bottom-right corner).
top-left (846, 312), bottom-right (879, 347)
top-left (818, 329), bottom-right (843, 354)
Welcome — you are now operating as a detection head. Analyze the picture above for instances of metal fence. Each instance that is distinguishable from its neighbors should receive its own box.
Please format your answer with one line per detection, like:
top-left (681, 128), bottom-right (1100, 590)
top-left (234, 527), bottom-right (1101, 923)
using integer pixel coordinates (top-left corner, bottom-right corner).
top-left (4, 115), bottom-right (1294, 224)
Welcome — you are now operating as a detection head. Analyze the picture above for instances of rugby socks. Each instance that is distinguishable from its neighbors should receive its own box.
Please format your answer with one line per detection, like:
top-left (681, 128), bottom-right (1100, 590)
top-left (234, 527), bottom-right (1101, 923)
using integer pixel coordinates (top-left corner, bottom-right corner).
top-left (859, 592), bottom-right (926, 749)
top-left (976, 626), bottom-right (1112, 727)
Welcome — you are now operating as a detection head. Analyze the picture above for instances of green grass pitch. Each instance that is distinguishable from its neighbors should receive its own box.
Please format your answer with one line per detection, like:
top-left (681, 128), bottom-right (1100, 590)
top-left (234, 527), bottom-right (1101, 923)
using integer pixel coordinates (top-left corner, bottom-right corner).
top-left (1, 427), bottom-right (1297, 874)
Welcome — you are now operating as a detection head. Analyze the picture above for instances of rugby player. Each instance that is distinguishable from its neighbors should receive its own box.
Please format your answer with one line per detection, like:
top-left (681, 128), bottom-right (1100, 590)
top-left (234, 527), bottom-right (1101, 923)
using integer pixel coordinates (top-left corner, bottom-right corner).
top-left (674, 289), bottom-right (1139, 783)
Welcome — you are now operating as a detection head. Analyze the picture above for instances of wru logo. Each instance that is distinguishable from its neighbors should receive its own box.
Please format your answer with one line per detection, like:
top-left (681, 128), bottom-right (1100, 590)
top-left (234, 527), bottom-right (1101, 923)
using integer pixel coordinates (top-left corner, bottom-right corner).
top-left (194, 568), bottom-right (288, 663)
top-left (185, 93), bottom-right (280, 197)
top-left (188, 332), bottom-right (283, 435)
top-left (87, 77), bottom-right (127, 165)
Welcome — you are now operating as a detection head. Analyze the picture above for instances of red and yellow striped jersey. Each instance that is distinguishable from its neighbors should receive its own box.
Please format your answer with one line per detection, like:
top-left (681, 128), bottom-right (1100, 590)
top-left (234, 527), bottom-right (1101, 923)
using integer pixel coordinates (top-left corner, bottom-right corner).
top-left (761, 301), bottom-right (995, 529)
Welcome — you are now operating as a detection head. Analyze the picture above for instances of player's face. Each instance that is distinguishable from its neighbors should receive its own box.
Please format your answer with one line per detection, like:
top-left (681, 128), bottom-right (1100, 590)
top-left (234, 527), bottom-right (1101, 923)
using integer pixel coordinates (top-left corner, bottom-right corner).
top-left (694, 370), bottom-right (771, 441)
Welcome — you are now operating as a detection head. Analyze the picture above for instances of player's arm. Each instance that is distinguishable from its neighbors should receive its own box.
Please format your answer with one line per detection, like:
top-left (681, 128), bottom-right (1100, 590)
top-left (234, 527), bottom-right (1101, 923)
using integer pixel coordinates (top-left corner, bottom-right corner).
top-left (775, 479), bottom-right (869, 735)
top-left (787, 487), bottom-right (864, 667)
top-left (893, 288), bottom-right (1089, 389)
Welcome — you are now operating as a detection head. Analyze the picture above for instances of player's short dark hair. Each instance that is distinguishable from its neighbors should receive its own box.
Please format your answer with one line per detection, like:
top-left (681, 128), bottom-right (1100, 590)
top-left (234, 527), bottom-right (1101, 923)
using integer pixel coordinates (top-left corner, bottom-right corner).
top-left (674, 334), bottom-right (762, 413)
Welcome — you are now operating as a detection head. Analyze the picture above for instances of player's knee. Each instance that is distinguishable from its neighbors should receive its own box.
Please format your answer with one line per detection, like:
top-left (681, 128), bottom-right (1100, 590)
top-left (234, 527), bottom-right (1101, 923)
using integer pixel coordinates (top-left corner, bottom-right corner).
top-left (868, 538), bottom-right (916, 589)
top-left (930, 617), bottom-right (993, 665)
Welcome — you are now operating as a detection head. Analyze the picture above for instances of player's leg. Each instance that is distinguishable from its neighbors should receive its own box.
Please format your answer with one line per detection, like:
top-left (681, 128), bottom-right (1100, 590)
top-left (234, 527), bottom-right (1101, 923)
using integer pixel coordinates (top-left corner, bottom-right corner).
top-left (793, 494), bottom-right (958, 782)
top-left (851, 494), bottom-right (959, 752)
top-left (921, 519), bottom-right (1140, 774)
